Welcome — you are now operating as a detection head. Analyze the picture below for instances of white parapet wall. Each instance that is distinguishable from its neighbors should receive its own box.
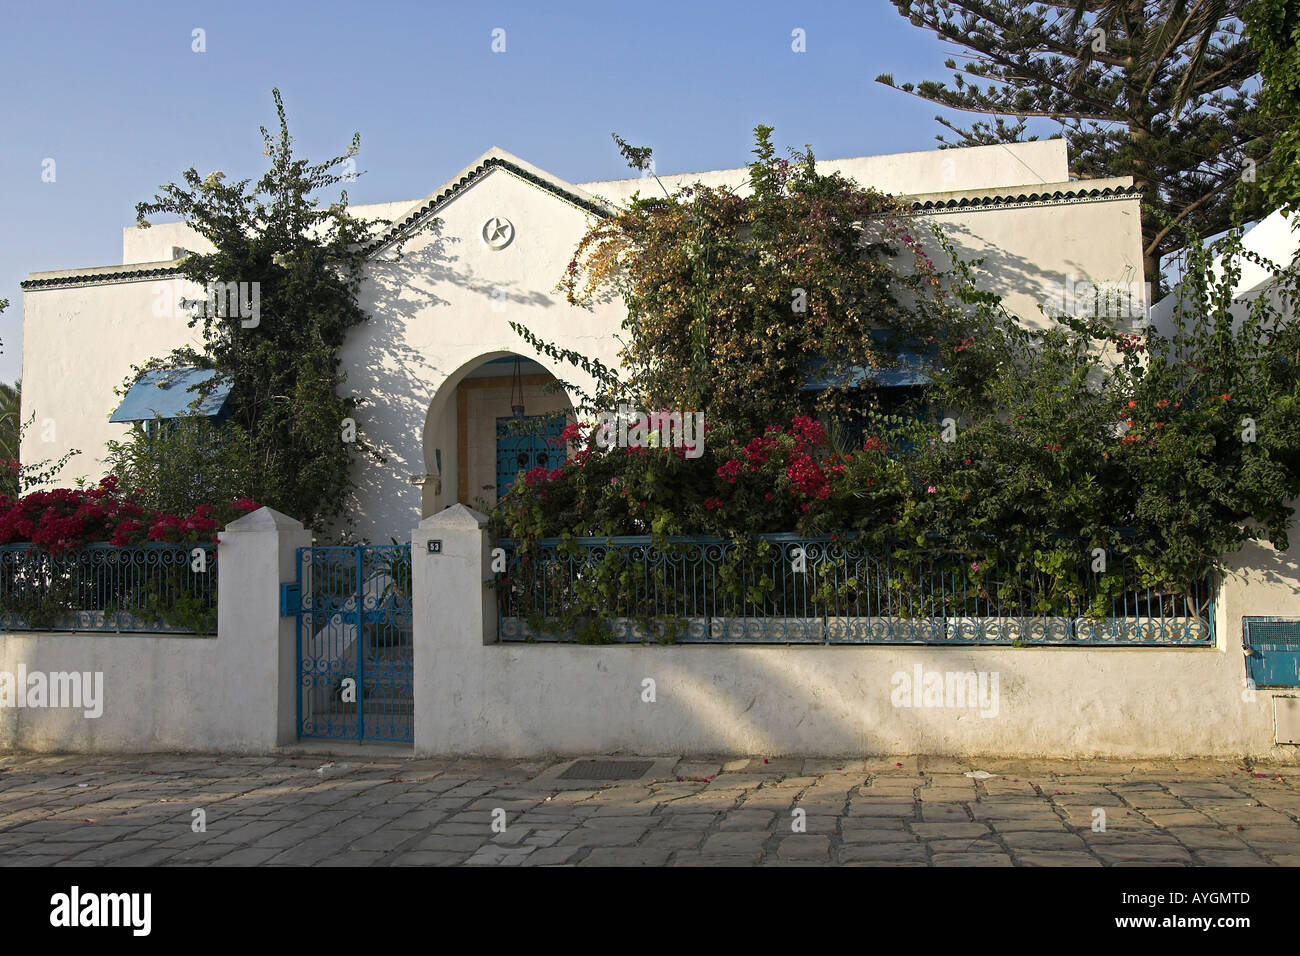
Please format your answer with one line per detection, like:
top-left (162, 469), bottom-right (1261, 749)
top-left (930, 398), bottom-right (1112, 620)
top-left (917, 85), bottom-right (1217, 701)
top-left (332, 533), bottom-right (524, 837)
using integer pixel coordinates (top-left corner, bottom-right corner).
top-left (413, 505), bottom-right (1299, 761)
top-left (0, 507), bottom-right (310, 753)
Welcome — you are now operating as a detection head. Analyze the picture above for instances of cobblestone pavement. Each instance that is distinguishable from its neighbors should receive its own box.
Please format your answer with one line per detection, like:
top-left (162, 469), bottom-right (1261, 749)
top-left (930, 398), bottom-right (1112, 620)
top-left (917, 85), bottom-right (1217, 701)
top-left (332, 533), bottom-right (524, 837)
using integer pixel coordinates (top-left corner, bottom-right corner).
top-left (0, 752), bottom-right (1296, 866)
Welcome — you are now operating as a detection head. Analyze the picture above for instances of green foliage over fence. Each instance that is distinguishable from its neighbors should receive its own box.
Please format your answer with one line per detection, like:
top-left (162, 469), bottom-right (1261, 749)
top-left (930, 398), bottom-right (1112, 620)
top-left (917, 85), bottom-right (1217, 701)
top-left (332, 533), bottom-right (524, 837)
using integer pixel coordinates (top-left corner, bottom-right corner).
top-left (495, 534), bottom-right (1214, 646)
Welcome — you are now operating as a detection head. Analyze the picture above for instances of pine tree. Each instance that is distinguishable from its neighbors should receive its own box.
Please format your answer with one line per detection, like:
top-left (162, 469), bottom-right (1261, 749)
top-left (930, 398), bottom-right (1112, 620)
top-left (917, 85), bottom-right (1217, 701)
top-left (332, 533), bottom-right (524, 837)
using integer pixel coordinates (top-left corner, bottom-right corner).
top-left (877, 1), bottom-right (1278, 291)
top-left (1242, 0), bottom-right (1300, 213)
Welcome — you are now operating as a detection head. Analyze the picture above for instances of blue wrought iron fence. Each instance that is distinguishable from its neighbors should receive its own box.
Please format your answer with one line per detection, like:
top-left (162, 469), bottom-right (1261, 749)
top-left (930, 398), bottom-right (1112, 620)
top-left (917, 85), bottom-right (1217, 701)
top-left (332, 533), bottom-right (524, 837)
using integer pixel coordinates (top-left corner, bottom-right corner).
top-left (0, 542), bottom-right (217, 634)
top-left (495, 534), bottom-right (1215, 646)
top-left (296, 544), bottom-right (413, 743)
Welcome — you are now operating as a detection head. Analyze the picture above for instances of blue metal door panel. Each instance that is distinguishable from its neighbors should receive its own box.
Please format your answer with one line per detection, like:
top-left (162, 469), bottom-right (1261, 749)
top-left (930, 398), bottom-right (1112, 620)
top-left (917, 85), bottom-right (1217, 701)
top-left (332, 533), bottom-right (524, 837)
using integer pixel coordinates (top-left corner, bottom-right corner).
top-left (296, 545), bottom-right (413, 742)
top-left (496, 414), bottom-right (566, 500)
top-left (1243, 617), bottom-right (1300, 688)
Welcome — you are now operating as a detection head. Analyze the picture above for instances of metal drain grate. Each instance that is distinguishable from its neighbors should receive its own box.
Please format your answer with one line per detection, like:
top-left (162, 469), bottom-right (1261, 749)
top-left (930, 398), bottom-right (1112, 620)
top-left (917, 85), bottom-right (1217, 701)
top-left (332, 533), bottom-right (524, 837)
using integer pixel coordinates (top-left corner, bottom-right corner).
top-left (558, 759), bottom-right (655, 781)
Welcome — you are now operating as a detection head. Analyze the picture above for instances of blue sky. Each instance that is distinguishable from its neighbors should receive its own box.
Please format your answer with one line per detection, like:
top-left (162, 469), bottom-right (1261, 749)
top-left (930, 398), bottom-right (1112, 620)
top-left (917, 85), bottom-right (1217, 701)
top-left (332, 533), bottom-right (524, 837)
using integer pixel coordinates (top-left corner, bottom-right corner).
top-left (0, 0), bottom-right (1036, 385)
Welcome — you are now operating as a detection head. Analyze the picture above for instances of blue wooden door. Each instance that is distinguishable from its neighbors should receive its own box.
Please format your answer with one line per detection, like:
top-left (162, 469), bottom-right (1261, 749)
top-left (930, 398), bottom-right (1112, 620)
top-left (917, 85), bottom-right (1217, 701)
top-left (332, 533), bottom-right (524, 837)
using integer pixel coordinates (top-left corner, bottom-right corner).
top-left (496, 414), bottom-right (566, 501)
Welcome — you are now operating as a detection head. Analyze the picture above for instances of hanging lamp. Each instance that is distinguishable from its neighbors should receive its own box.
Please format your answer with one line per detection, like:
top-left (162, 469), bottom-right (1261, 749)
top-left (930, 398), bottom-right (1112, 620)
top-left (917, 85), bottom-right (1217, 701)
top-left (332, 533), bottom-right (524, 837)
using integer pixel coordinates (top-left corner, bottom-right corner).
top-left (510, 356), bottom-right (526, 419)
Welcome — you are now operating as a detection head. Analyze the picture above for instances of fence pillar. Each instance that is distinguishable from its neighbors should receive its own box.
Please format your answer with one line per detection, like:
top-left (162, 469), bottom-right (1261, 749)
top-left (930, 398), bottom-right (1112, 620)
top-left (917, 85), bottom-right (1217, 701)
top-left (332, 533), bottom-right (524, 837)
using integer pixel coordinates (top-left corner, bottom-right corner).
top-left (216, 506), bottom-right (311, 748)
top-left (412, 504), bottom-right (494, 754)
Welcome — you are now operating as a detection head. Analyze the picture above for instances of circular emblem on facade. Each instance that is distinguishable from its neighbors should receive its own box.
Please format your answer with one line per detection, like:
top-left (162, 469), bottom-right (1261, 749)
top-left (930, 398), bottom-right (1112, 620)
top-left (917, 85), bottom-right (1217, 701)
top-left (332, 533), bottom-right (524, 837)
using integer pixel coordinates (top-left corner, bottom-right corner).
top-left (482, 217), bottom-right (514, 250)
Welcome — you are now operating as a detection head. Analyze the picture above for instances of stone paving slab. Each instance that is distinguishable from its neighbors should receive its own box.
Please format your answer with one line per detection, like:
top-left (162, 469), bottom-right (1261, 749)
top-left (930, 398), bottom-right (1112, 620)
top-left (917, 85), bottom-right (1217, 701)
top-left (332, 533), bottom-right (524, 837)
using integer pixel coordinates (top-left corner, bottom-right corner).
top-left (0, 753), bottom-right (1295, 866)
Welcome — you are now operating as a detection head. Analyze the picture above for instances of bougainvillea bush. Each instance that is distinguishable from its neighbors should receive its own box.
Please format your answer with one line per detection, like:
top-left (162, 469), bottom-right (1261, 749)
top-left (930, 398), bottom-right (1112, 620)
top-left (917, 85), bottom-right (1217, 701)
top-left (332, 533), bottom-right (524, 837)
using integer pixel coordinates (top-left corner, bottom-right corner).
top-left (501, 128), bottom-right (1300, 635)
top-left (502, 222), bottom-right (1300, 598)
top-left (495, 415), bottom-right (920, 546)
top-left (0, 476), bottom-right (258, 554)
top-left (554, 126), bottom-right (980, 436)
top-left (0, 478), bottom-right (259, 633)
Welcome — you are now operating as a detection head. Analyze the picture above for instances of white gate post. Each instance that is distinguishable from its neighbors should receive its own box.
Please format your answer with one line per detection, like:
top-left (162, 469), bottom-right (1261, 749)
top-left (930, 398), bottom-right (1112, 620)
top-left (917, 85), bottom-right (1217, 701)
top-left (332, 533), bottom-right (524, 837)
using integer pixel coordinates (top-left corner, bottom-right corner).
top-left (216, 506), bottom-right (312, 748)
top-left (412, 504), bottom-right (495, 754)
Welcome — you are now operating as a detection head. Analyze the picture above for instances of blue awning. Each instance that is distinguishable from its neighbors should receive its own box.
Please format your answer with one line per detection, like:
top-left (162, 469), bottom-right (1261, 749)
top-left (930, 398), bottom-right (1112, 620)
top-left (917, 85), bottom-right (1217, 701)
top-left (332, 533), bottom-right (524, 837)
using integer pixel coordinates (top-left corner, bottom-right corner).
top-left (800, 331), bottom-right (939, 391)
top-left (109, 368), bottom-right (232, 423)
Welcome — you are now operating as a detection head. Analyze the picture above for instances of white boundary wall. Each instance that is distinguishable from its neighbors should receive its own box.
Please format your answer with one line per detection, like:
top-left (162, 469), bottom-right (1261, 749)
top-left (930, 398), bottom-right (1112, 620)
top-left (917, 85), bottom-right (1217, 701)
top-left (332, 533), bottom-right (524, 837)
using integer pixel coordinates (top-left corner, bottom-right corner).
top-left (0, 503), bottom-right (1296, 758)
top-left (414, 505), bottom-right (1300, 761)
top-left (0, 508), bottom-right (309, 753)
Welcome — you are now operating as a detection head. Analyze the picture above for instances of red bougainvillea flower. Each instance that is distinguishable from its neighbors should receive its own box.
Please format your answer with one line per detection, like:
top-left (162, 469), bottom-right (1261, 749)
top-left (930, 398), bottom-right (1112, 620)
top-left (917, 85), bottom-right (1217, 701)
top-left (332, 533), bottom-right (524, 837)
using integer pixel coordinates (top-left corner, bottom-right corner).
top-left (1117, 332), bottom-right (1145, 354)
top-left (789, 415), bottom-right (826, 448)
top-left (785, 453), bottom-right (830, 498)
top-left (703, 497), bottom-right (723, 510)
top-left (743, 436), bottom-right (777, 465)
top-left (717, 459), bottom-right (743, 484)
top-left (1220, 393), bottom-right (1231, 401)
top-left (182, 503), bottom-right (218, 535)
top-left (108, 520), bottom-right (143, 546)
top-left (147, 514), bottom-right (184, 542)
top-left (862, 436), bottom-right (886, 453)
top-left (1127, 400), bottom-right (1137, 408)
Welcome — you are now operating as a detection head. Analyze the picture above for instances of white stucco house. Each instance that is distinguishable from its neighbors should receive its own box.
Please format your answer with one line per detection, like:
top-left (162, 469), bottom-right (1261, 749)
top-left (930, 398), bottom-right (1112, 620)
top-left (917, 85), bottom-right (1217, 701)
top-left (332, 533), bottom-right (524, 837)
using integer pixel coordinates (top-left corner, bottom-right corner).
top-left (21, 139), bottom-right (1145, 540)
top-left (16, 141), bottom-right (1300, 761)
top-left (1149, 208), bottom-right (1300, 340)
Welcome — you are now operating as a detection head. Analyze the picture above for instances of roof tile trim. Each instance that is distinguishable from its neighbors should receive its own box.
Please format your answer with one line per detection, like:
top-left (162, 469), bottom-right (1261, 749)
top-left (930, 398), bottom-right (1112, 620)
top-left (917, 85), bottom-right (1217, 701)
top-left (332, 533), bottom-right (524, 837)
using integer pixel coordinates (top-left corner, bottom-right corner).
top-left (21, 264), bottom-right (184, 291)
top-left (365, 157), bottom-right (611, 255)
top-left (909, 183), bottom-right (1142, 212)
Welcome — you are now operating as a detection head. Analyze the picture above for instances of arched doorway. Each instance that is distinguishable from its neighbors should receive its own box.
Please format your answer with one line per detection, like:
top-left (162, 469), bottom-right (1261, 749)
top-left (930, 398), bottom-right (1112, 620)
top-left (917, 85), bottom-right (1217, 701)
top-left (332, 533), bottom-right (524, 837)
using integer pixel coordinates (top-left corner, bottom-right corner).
top-left (420, 353), bottom-right (575, 516)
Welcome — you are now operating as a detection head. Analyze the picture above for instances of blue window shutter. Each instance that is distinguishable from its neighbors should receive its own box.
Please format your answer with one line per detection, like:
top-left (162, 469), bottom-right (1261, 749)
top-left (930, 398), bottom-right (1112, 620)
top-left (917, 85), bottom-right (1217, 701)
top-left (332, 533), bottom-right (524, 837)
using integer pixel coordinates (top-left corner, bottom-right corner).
top-left (110, 368), bottom-right (232, 423)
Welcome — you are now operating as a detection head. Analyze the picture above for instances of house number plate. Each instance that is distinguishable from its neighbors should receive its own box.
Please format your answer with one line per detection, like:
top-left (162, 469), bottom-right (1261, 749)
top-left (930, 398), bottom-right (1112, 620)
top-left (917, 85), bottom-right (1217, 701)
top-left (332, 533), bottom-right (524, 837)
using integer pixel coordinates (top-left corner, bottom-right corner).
top-left (427, 540), bottom-right (442, 554)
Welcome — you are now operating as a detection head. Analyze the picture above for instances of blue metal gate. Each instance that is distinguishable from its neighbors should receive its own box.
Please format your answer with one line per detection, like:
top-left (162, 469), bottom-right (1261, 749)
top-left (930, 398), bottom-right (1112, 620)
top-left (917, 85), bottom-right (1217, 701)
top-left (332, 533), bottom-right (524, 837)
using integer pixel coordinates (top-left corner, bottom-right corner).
top-left (293, 544), bottom-right (413, 742)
